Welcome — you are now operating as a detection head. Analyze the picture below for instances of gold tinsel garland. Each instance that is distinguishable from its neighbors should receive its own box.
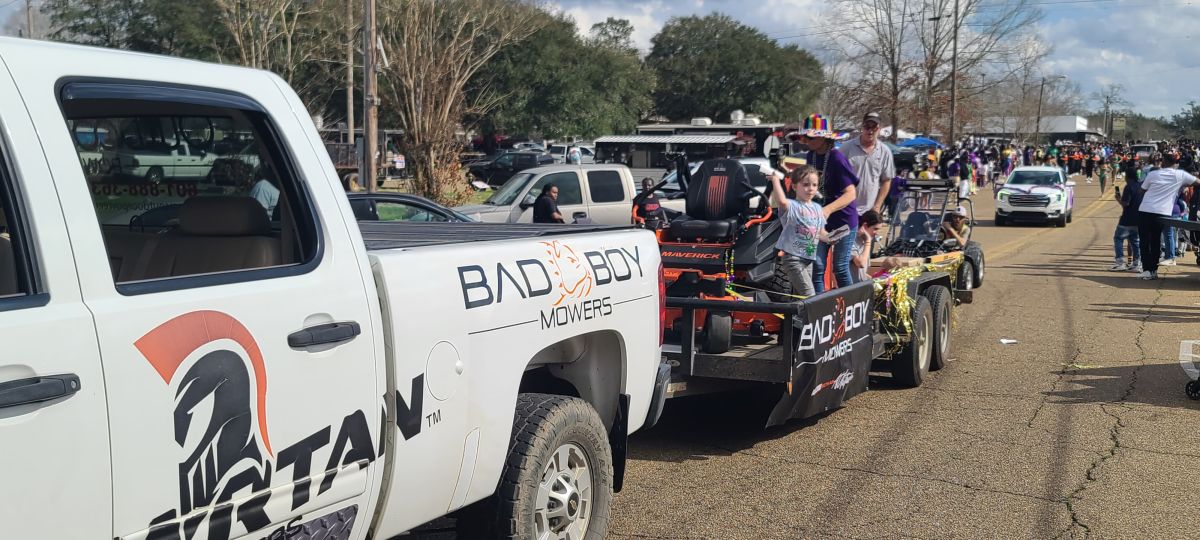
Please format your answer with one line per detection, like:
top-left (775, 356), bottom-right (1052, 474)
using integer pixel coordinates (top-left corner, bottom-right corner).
top-left (872, 257), bottom-right (964, 353)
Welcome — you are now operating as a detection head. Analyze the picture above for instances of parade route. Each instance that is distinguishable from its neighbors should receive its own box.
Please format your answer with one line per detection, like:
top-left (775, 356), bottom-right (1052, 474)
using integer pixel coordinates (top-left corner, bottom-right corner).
top-left (609, 178), bottom-right (1200, 539)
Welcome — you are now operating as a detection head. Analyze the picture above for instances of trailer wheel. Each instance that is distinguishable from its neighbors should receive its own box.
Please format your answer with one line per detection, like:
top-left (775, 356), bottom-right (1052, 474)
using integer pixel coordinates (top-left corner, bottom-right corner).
top-left (921, 286), bottom-right (952, 371)
top-left (458, 393), bottom-right (613, 540)
top-left (703, 312), bottom-right (732, 354)
top-left (892, 296), bottom-right (932, 387)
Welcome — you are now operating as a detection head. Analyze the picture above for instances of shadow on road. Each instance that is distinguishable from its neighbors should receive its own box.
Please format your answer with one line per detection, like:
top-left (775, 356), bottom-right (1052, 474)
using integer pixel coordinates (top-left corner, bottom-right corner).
top-left (630, 378), bottom-right (908, 463)
top-left (1042, 362), bottom-right (1200, 409)
top-left (1086, 303), bottom-right (1200, 324)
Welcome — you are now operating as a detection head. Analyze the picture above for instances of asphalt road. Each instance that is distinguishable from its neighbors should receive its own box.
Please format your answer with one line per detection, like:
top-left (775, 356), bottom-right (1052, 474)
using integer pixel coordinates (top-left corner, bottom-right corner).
top-left (610, 177), bottom-right (1200, 539)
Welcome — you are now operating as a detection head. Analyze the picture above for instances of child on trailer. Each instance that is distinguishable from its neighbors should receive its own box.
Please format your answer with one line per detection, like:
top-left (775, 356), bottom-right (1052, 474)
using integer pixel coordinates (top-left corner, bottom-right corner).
top-left (761, 164), bottom-right (829, 298)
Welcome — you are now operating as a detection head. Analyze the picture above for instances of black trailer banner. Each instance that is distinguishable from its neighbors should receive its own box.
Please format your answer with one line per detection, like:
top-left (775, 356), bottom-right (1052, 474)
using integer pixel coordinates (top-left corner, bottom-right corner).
top-left (767, 280), bottom-right (875, 426)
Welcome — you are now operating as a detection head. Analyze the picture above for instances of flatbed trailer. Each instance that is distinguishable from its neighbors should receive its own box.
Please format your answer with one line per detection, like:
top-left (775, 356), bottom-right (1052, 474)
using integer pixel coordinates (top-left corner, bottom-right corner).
top-left (661, 261), bottom-right (971, 426)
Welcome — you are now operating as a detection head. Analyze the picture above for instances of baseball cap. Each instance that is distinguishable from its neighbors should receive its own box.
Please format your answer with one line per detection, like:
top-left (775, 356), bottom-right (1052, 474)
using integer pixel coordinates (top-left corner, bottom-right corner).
top-left (863, 112), bottom-right (881, 125)
top-left (954, 206), bottom-right (968, 217)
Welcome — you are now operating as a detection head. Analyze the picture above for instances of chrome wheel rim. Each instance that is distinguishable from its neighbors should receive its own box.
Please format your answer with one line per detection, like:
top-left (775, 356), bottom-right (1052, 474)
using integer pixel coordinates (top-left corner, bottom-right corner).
top-left (918, 309), bottom-right (932, 372)
top-left (535, 442), bottom-right (593, 540)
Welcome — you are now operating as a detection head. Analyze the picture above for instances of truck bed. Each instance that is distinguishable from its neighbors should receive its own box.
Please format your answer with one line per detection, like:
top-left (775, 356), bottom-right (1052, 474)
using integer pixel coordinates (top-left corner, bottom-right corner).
top-left (359, 221), bottom-right (633, 250)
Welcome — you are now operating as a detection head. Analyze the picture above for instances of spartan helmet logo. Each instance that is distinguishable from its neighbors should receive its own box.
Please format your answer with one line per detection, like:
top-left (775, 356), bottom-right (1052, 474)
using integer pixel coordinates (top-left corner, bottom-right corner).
top-left (136, 311), bottom-right (274, 538)
top-left (541, 240), bottom-right (593, 306)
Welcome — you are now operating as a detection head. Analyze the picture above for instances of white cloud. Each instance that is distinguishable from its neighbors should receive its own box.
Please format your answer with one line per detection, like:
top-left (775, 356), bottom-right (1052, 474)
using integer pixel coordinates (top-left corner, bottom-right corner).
top-left (1034, 1), bottom-right (1200, 117)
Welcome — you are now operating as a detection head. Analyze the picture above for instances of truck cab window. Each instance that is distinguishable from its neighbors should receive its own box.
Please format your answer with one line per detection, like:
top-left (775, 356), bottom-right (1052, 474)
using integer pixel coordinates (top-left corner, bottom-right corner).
top-left (59, 88), bottom-right (318, 290)
top-left (528, 172), bottom-right (582, 205)
top-left (0, 168), bottom-right (36, 301)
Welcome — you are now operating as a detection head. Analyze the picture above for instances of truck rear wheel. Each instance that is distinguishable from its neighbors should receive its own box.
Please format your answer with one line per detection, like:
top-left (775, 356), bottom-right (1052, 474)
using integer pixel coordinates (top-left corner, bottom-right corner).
top-left (462, 393), bottom-right (613, 540)
top-left (892, 296), bottom-right (932, 387)
top-left (766, 263), bottom-right (793, 302)
top-left (921, 286), bottom-right (952, 371)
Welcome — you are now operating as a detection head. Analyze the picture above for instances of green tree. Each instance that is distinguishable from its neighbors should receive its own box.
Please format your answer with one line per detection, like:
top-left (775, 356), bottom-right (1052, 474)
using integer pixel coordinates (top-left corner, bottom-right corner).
top-left (41, 0), bottom-right (222, 58)
top-left (1170, 102), bottom-right (1200, 139)
top-left (646, 13), bottom-right (822, 122)
top-left (588, 17), bottom-right (636, 54)
top-left (471, 13), bottom-right (654, 140)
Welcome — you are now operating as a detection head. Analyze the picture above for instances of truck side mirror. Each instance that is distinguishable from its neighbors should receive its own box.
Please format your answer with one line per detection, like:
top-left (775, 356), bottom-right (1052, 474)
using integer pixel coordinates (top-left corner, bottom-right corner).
top-left (519, 194), bottom-right (536, 210)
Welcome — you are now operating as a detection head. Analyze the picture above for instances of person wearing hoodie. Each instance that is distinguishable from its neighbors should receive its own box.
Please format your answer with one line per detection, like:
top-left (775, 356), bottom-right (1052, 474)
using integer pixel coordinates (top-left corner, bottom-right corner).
top-left (1111, 172), bottom-right (1143, 271)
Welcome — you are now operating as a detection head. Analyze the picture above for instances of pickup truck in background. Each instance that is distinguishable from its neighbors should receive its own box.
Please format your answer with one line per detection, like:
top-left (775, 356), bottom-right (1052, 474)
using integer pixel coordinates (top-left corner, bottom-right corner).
top-left (457, 163), bottom-right (686, 225)
top-left (0, 38), bottom-right (666, 540)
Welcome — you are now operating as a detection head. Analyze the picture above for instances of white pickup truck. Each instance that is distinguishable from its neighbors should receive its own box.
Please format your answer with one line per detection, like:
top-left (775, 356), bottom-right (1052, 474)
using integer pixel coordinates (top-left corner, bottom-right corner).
top-left (457, 164), bottom-right (685, 226)
top-left (0, 39), bottom-right (667, 540)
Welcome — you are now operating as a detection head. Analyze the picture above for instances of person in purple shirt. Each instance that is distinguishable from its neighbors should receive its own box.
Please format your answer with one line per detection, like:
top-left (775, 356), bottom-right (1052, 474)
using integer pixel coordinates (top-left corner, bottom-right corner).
top-left (798, 113), bottom-right (859, 293)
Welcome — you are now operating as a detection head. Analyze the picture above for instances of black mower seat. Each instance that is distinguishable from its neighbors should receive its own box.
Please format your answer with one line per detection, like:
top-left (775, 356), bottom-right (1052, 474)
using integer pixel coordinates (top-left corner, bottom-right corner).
top-left (667, 216), bottom-right (737, 241)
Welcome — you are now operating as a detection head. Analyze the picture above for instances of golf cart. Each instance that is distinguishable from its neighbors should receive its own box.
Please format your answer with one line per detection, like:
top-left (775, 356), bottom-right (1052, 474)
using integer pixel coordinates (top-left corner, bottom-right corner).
top-left (877, 179), bottom-right (986, 290)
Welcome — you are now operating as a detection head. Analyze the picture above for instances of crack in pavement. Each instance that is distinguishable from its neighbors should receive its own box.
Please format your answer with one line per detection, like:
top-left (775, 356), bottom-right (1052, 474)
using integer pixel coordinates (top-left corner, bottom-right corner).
top-left (1027, 346), bottom-right (1082, 429)
top-left (1060, 279), bottom-right (1164, 539)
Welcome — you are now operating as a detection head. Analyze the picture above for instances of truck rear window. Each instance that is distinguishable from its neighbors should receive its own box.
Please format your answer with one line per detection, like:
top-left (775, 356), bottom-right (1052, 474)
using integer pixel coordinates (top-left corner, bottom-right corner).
top-left (59, 83), bottom-right (320, 291)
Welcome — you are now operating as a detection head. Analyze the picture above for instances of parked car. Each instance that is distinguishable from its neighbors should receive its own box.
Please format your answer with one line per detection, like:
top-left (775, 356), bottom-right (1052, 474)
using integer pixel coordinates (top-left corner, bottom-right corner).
top-left (510, 141), bottom-right (546, 152)
top-left (884, 141), bottom-right (928, 173)
top-left (549, 144), bottom-right (596, 164)
top-left (994, 166), bottom-right (1076, 226)
top-left (457, 163), bottom-right (685, 225)
top-left (467, 150), bottom-right (555, 187)
top-left (347, 192), bottom-right (475, 222)
top-left (1, 38), bottom-right (668, 540)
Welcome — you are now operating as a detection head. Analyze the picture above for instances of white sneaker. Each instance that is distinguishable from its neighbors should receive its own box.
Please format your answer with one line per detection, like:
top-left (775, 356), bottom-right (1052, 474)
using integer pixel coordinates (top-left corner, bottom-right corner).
top-left (1129, 264), bottom-right (1143, 272)
top-left (1087, 179), bottom-right (1093, 184)
top-left (1109, 262), bottom-right (1129, 271)
top-left (1161, 258), bottom-right (1177, 266)
top-left (1139, 270), bottom-right (1158, 280)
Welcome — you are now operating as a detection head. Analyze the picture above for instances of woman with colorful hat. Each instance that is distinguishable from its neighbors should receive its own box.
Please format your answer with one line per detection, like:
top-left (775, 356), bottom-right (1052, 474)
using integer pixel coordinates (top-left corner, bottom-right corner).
top-left (796, 113), bottom-right (860, 293)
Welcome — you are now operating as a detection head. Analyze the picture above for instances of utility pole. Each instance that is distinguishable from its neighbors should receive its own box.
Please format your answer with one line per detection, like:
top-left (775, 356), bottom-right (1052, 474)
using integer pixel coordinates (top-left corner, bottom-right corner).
top-left (25, 0), bottom-right (34, 39)
top-left (948, 0), bottom-right (959, 146)
top-left (1034, 76), bottom-right (1064, 145)
top-left (346, 0), bottom-right (355, 146)
top-left (362, 0), bottom-right (378, 193)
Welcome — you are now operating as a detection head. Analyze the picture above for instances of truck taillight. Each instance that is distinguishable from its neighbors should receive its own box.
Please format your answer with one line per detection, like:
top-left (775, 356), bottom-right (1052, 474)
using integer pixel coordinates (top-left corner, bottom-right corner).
top-left (658, 262), bottom-right (666, 346)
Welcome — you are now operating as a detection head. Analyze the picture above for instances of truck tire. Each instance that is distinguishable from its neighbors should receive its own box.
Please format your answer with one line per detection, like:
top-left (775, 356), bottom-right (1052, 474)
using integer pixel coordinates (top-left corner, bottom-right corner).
top-left (994, 214), bottom-right (1005, 226)
top-left (461, 393), bottom-right (613, 540)
top-left (703, 311), bottom-right (732, 354)
top-left (145, 166), bottom-right (164, 185)
top-left (1055, 214), bottom-right (1067, 227)
top-left (892, 296), bottom-right (932, 387)
top-left (921, 286), bottom-right (952, 371)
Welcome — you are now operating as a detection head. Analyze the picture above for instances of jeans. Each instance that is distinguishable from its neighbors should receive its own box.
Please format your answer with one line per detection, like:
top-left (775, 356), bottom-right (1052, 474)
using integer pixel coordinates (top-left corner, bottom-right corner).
top-left (1163, 226), bottom-right (1178, 259)
top-left (778, 254), bottom-right (816, 298)
top-left (1113, 225), bottom-right (1139, 263)
top-left (1137, 211), bottom-right (1166, 272)
top-left (813, 234), bottom-right (855, 294)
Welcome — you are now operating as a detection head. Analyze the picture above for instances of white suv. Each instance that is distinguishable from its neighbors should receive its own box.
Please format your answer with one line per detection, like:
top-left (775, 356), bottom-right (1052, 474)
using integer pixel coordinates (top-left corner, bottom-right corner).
top-left (994, 166), bottom-right (1076, 227)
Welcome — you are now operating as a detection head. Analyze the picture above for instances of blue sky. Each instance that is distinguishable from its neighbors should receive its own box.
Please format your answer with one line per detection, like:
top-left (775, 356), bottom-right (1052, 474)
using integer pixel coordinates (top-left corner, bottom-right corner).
top-left (4, 0), bottom-right (1194, 118)
top-left (550, 0), bottom-right (1200, 119)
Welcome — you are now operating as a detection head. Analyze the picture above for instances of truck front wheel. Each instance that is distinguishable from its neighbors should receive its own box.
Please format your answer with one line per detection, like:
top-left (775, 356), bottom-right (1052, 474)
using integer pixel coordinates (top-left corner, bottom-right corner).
top-left (464, 393), bottom-right (613, 539)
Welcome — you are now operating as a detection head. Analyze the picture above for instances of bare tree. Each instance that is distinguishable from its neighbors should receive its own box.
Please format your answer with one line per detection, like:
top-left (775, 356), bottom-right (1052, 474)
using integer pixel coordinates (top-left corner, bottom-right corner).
top-left (832, 0), bottom-right (915, 141)
top-left (377, 0), bottom-right (541, 205)
top-left (913, 0), bottom-right (1042, 138)
top-left (211, 0), bottom-right (345, 118)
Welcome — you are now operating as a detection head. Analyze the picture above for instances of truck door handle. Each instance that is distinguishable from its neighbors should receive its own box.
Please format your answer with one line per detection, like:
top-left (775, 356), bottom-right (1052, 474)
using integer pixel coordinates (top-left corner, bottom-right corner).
top-left (288, 321), bottom-right (361, 348)
top-left (0, 374), bottom-right (81, 409)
